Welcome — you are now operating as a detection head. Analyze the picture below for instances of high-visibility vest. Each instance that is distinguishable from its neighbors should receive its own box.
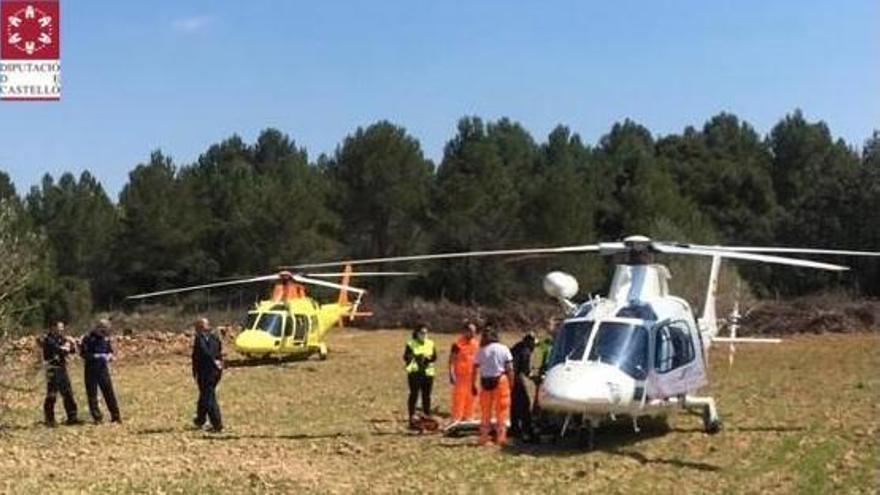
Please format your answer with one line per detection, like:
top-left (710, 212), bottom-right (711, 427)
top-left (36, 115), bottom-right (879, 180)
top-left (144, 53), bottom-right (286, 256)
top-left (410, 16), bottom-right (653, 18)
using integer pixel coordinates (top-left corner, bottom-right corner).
top-left (537, 337), bottom-right (553, 372)
top-left (405, 338), bottom-right (436, 376)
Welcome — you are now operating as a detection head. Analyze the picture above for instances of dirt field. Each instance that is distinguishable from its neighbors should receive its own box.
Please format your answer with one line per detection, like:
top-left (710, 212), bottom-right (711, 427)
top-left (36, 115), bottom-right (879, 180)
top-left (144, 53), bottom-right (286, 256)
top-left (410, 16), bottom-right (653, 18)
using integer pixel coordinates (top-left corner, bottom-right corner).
top-left (0, 330), bottom-right (877, 494)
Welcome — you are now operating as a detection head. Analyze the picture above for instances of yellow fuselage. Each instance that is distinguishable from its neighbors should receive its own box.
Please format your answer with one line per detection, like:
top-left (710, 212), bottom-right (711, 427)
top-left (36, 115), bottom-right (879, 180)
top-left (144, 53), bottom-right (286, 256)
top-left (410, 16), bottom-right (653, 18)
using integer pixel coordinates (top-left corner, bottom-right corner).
top-left (234, 297), bottom-right (349, 358)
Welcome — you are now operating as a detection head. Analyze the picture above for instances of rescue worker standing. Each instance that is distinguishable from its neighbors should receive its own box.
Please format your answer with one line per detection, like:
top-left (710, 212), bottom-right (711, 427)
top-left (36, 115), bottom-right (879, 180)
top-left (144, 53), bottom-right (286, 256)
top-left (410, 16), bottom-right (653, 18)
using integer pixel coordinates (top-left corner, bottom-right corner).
top-left (532, 319), bottom-right (557, 431)
top-left (403, 325), bottom-right (436, 426)
top-left (473, 328), bottom-right (514, 446)
top-left (41, 322), bottom-right (81, 426)
top-left (536, 318), bottom-right (557, 378)
top-left (448, 321), bottom-right (479, 423)
top-left (80, 319), bottom-right (121, 423)
top-left (192, 318), bottom-right (223, 432)
top-left (509, 332), bottom-right (536, 442)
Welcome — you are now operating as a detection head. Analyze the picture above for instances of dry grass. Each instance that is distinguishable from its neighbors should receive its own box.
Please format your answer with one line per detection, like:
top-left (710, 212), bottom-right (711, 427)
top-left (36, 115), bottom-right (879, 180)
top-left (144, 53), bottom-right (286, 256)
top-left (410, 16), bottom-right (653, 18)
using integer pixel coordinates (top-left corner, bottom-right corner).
top-left (0, 330), bottom-right (877, 494)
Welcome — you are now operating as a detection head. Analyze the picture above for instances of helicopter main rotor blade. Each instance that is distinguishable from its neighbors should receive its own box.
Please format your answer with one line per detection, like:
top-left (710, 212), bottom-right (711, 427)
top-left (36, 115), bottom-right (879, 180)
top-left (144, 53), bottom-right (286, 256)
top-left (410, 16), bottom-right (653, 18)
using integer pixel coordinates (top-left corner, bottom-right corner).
top-left (126, 274), bottom-right (281, 300)
top-left (653, 244), bottom-right (849, 271)
top-left (680, 244), bottom-right (880, 257)
top-left (285, 245), bottom-right (603, 270)
top-left (291, 274), bottom-right (366, 294)
top-left (304, 271), bottom-right (420, 278)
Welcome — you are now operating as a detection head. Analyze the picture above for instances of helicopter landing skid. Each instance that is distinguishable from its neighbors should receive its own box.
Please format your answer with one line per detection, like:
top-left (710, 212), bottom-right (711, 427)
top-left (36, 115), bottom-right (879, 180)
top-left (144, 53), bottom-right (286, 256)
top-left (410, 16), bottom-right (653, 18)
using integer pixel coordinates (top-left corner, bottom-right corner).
top-left (680, 395), bottom-right (722, 434)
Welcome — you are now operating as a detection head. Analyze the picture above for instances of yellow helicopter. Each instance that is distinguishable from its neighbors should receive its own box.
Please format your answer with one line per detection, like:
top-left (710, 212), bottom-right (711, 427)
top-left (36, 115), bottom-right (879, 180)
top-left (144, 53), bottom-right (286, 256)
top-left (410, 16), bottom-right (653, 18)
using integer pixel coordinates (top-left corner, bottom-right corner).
top-left (127, 266), bottom-right (413, 360)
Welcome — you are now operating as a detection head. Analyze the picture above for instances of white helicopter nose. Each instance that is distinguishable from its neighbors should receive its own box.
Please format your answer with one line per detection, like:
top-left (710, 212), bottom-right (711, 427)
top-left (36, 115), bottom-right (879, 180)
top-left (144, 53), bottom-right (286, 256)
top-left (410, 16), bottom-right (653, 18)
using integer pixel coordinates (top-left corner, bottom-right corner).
top-left (539, 361), bottom-right (636, 414)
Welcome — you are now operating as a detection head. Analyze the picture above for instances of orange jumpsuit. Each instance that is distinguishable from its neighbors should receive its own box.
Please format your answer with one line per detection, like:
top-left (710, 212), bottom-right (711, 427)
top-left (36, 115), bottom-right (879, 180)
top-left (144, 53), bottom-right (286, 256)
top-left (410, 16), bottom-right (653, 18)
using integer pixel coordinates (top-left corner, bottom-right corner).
top-left (449, 335), bottom-right (479, 421)
top-left (479, 375), bottom-right (511, 445)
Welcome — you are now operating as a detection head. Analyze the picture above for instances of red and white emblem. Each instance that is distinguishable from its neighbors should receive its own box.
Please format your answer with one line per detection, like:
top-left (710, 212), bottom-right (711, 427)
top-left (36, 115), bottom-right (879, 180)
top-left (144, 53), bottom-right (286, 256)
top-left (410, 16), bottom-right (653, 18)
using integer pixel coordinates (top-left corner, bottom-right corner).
top-left (2, 1), bottom-right (59, 60)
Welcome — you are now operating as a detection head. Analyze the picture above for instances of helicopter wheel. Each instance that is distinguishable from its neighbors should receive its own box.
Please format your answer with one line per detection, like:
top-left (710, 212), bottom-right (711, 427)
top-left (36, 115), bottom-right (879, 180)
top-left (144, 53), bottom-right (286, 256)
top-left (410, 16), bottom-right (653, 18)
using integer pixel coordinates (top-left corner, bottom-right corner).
top-left (702, 406), bottom-right (722, 435)
top-left (317, 344), bottom-right (328, 361)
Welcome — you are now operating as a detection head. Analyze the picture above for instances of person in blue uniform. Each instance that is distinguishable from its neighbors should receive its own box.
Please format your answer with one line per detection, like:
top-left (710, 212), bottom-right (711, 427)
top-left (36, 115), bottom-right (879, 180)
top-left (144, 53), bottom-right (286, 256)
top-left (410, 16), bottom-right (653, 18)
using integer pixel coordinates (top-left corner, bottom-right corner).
top-left (80, 319), bottom-right (121, 423)
top-left (192, 318), bottom-right (223, 432)
top-left (41, 322), bottom-right (81, 426)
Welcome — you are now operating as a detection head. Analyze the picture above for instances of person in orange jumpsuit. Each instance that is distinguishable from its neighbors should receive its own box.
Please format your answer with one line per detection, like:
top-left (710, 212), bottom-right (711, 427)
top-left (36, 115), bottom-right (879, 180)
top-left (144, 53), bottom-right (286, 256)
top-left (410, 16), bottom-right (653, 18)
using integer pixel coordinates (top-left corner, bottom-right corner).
top-left (448, 321), bottom-right (480, 423)
top-left (472, 328), bottom-right (514, 446)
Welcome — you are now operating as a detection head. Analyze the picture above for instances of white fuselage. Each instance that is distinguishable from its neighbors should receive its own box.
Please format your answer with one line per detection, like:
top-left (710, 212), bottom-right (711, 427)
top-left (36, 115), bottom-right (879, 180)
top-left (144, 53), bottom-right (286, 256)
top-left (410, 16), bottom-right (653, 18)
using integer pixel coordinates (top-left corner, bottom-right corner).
top-left (537, 264), bottom-right (709, 421)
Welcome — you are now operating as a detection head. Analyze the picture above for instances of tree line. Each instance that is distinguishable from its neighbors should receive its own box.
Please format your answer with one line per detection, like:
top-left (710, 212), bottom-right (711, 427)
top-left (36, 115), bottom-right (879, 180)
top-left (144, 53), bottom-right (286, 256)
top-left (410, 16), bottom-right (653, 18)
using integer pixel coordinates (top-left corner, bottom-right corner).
top-left (1, 110), bottom-right (878, 327)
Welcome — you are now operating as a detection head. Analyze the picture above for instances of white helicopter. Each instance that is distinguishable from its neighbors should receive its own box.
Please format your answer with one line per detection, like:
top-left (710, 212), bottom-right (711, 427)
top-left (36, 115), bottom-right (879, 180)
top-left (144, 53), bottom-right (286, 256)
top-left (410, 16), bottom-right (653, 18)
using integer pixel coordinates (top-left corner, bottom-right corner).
top-left (288, 235), bottom-right (880, 446)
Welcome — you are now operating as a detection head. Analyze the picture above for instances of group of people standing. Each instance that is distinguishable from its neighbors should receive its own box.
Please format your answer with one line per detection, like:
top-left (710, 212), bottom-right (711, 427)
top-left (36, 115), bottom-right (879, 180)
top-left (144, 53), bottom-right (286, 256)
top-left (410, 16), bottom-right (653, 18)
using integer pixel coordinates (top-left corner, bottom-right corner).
top-left (40, 319), bottom-right (121, 426)
top-left (40, 317), bottom-right (224, 433)
top-left (42, 315), bottom-right (549, 445)
top-left (403, 320), bottom-right (553, 446)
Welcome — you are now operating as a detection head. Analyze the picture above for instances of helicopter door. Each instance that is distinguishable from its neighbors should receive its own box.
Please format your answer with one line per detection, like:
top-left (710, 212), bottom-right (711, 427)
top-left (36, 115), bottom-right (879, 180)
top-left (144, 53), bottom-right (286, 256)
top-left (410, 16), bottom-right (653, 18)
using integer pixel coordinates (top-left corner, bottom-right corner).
top-left (648, 320), bottom-right (707, 397)
top-left (293, 315), bottom-right (309, 344)
top-left (279, 315), bottom-right (295, 349)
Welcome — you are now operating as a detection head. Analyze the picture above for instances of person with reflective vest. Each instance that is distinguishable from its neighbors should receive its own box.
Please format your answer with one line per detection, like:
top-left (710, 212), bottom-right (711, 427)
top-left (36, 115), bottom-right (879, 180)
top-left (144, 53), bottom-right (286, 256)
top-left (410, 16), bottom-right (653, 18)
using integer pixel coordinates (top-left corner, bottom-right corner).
top-left (472, 327), bottom-right (514, 446)
top-left (448, 321), bottom-right (479, 423)
top-left (531, 320), bottom-right (557, 433)
top-left (403, 325), bottom-right (436, 426)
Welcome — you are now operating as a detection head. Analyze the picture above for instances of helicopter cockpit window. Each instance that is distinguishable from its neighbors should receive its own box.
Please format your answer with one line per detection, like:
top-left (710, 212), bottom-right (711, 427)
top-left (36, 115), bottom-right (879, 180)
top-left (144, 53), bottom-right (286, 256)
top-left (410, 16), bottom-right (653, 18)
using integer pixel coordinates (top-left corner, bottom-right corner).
top-left (655, 322), bottom-right (695, 373)
top-left (256, 313), bottom-right (284, 337)
top-left (244, 312), bottom-right (259, 330)
top-left (548, 320), bottom-right (593, 367)
top-left (616, 304), bottom-right (657, 321)
top-left (283, 316), bottom-right (293, 337)
top-left (587, 322), bottom-right (649, 380)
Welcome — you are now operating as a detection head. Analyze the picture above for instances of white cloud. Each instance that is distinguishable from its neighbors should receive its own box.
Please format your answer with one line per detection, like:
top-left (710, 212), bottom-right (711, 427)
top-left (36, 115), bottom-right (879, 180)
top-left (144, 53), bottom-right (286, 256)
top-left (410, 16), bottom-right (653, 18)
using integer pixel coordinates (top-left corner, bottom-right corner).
top-left (172, 15), bottom-right (212, 34)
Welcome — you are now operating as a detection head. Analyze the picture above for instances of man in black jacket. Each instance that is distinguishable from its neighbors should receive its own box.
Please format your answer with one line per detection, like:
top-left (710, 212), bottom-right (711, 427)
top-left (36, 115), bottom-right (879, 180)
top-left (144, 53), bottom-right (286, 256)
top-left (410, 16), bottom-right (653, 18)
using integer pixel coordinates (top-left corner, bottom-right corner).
top-left (41, 322), bottom-right (81, 426)
top-left (80, 319), bottom-right (121, 424)
top-left (192, 318), bottom-right (223, 432)
top-left (509, 332), bottom-right (536, 442)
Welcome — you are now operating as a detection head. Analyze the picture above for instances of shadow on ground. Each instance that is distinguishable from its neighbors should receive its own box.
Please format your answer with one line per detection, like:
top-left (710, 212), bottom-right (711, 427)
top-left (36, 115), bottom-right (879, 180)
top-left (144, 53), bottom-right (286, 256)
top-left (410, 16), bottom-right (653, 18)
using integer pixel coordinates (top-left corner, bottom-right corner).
top-left (498, 419), bottom-right (724, 472)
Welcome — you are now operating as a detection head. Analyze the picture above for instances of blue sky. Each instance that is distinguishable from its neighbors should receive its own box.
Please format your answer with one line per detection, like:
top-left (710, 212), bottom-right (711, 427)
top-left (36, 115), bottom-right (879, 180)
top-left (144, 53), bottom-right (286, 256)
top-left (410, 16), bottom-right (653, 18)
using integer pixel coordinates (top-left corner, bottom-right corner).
top-left (1, 1), bottom-right (877, 198)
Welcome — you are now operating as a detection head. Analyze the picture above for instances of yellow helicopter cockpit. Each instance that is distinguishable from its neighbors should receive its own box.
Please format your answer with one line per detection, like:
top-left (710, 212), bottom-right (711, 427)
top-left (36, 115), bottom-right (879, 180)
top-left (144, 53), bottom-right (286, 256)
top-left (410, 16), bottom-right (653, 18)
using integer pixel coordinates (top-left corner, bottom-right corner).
top-left (236, 306), bottom-right (313, 352)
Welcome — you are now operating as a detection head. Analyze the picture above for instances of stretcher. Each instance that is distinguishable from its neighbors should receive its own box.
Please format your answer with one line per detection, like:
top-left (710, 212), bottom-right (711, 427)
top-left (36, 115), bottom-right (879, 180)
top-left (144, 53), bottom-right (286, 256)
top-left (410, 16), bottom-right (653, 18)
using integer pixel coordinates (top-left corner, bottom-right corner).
top-left (442, 419), bottom-right (511, 437)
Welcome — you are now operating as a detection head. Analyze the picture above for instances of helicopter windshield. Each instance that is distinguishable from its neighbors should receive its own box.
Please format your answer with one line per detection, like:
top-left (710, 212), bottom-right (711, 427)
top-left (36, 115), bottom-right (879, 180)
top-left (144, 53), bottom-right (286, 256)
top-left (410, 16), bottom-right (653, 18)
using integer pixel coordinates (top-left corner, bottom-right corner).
top-left (587, 322), bottom-right (648, 379)
top-left (244, 312), bottom-right (259, 330)
top-left (548, 320), bottom-right (593, 367)
top-left (251, 312), bottom-right (284, 337)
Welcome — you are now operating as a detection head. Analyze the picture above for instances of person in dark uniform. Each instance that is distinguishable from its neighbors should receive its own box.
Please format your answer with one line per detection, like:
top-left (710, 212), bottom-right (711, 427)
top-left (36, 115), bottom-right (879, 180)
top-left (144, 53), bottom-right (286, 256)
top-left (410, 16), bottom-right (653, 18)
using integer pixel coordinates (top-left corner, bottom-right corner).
top-left (192, 318), bottom-right (223, 432)
top-left (80, 319), bottom-right (121, 423)
top-left (41, 322), bottom-right (81, 426)
top-left (509, 332), bottom-right (536, 442)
